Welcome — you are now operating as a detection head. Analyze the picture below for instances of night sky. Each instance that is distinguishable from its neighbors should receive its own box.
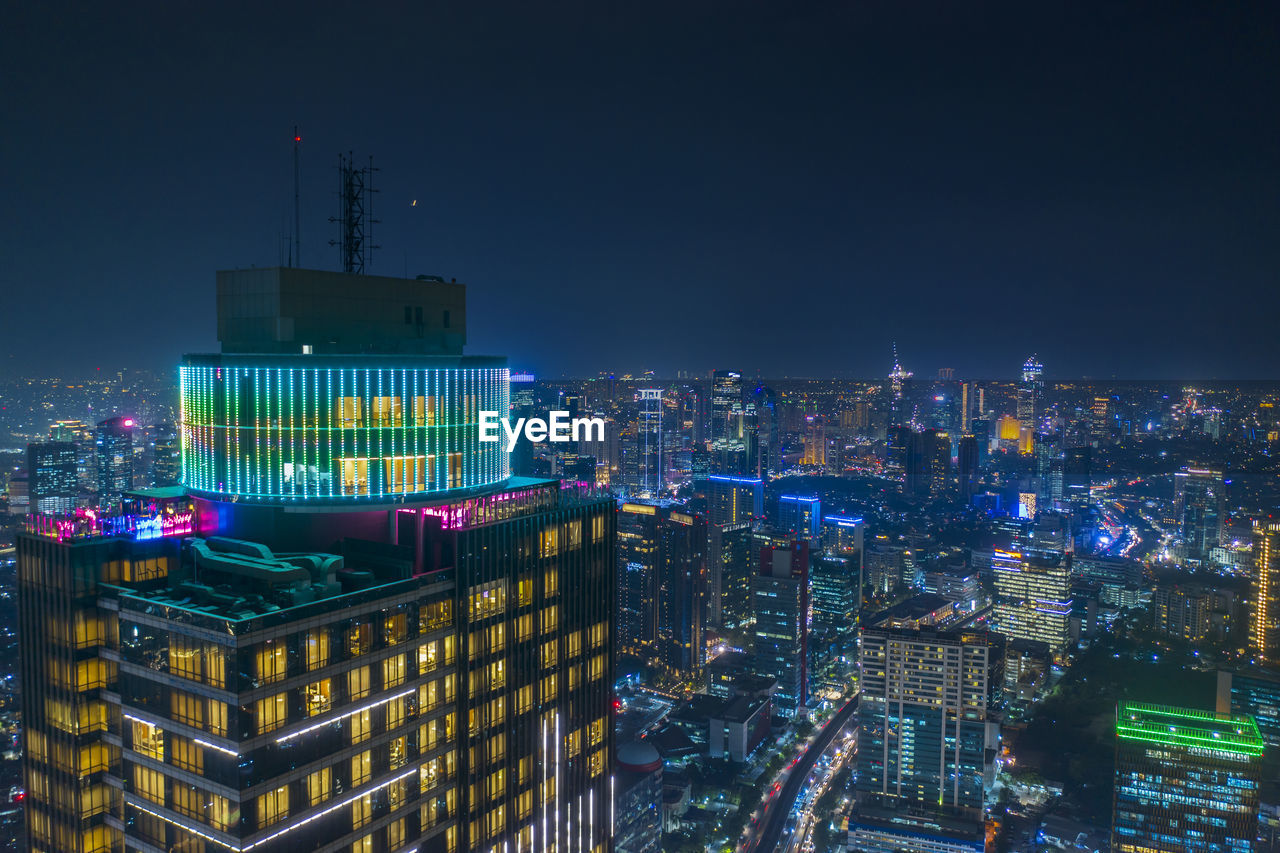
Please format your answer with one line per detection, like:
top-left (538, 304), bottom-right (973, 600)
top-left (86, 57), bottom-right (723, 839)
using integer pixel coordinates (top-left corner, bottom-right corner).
top-left (3, 2), bottom-right (1278, 380)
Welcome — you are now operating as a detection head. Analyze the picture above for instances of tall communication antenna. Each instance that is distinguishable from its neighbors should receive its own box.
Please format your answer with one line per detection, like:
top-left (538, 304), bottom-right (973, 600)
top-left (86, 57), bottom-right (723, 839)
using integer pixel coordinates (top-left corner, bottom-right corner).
top-left (292, 127), bottom-right (301, 267)
top-left (329, 152), bottom-right (380, 274)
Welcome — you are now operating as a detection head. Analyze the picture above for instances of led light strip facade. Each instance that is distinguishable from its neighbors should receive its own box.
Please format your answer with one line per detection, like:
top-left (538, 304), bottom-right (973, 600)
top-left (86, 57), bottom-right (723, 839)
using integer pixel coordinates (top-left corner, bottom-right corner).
top-left (180, 356), bottom-right (509, 502)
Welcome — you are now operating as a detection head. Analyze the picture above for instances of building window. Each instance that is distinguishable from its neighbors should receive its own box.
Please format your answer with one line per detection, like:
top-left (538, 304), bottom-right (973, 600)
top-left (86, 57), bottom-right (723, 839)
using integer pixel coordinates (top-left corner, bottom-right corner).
top-left (351, 750), bottom-right (372, 787)
top-left (305, 679), bottom-right (332, 716)
top-left (347, 622), bottom-right (372, 657)
top-left (257, 785), bottom-right (289, 828)
top-left (348, 665), bottom-right (371, 700)
top-left (350, 709), bottom-right (372, 745)
top-left (256, 639), bottom-right (288, 685)
top-left (256, 692), bottom-right (289, 735)
top-left (305, 629), bottom-right (330, 671)
top-left (132, 765), bottom-right (165, 806)
top-left (306, 766), bottom-right (332, 806)
top-left (171, 736), bottom-right (203, 774)
top-left (131, 719), bottom-right (163, 760)
top-left (382, 653), bottom-right (407, 689)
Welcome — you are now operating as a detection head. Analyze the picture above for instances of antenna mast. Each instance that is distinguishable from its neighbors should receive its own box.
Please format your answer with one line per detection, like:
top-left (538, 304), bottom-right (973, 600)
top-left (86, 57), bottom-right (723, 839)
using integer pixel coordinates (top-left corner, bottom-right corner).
top-left (293, 127), bottom-right (301, 267)
top-left (329, 152), bottom-right (380, 274)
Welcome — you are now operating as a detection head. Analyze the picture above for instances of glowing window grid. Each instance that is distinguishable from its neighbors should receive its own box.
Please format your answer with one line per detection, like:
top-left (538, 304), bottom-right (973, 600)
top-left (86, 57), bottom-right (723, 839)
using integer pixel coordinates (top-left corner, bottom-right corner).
top-left (180, 361), bottom-right (509, 501)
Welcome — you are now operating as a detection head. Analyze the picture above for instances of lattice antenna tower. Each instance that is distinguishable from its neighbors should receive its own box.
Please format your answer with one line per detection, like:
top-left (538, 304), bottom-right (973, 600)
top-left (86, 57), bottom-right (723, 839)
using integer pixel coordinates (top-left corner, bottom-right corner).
top-left (329, 152), bottom-right (381, 273)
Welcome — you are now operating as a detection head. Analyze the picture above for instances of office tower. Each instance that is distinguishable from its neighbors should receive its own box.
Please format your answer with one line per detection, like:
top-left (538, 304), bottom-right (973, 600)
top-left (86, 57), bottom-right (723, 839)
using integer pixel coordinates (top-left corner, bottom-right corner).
top-left (777, 494), bottom-right (821, 542)
top-left (1091, 395), bottom-right (1112, 444)
top-left (1063, 446), bottom-right (1091, 501)
top-left (960, 382), bottom-right (973, 433)
top-left (853, 626), bottom-right (1001, 853)
top-left (821, 515), bottom-right (864, 557)
top-left (957, 434), bottom-right (979, 503)
top-left (636, 389), bottom-right (663, 496)
top-left (885, 425), bottom-right (912, 483)
top-left (1175, 467), bottom-right (1226, 565)
top-left (707, 474), bottom-right (763, 527)
top-left (20, 266), bottom-right (616, 853)
top-left (50, 419), bottom-right (96, 493)
top-left (809, 555), bottom-right (859, 685)
top-left (925, 429), bottom-right (951, 495)
top-left (27, 441), bottom-right (78, 515)
top-left (1217, 668), bottom-right (1280, 760)
top-left (968, 418), bottom-right (990, 465)
top-left (150, 422), bottom-right (181, 487)
top-left (708, 520), bottom-right (754, 630)
top-left (95, 415), bottom-right (134, 505)
top-left (709, 370), bottom-right (743, 443)
top-left (616, 501), bottom-right (707, 680)
top-left (887, 346), bottom-right (912, 428)
top-left (1112, 702), bottom-right (1263, 853)
top-left (801, 416), bottom-right (826, 466)
top-left (991, 548), bottom-right (1073, 655)
top-left (753, 541), bottom-right (810, 715)
top-left (1253, 518), bottom-right (1280, 663)
top-left (657, 509), bottom-right (708, 681)
top-left (614, 741), bottom-right (663, 853)
top-left (1017, 355), bottom-right (1042, 425)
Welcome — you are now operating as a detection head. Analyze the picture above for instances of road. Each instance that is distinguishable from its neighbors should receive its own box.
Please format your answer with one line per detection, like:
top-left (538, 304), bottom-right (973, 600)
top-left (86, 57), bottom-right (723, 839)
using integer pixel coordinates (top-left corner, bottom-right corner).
top-left (745, 695), bottom-right (860, 853)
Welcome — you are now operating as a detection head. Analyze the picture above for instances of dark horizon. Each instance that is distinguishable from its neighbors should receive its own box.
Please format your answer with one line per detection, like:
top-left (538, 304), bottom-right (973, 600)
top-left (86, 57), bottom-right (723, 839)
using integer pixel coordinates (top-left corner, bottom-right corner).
top-left (4, 3), bottom-right (1279, 380)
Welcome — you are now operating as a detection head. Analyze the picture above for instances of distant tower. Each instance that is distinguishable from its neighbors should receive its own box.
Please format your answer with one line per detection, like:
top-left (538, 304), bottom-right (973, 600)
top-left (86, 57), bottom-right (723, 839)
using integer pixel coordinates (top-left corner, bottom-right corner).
top-left (639, 389), bottom-right (663, 496)
top-left (888, 343), bottom-right (913, 427)
top-left (329, 152), bottom-right (379, 273)
top-left (1018, 355), bottom-right (1043, 424)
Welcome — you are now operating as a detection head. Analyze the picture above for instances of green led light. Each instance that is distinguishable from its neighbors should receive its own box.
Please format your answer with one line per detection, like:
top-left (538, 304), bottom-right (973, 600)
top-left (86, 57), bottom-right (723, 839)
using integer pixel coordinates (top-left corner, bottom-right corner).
top-left (179, 357), bottom-right (509, 502)
top-left (1116, 702), bottom-right (1265, 757)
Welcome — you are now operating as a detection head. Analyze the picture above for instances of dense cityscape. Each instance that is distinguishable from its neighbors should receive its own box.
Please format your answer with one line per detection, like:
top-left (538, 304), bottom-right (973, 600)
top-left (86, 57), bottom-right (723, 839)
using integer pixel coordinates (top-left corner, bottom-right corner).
top-left (1, 275), bottom-right (1278, 852)
top-left (7, 4), bottom-right (1280, 853)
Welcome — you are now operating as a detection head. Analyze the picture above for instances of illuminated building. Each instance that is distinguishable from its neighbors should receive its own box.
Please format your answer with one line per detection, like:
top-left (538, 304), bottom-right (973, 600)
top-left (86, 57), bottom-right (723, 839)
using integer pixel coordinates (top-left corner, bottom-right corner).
top-left (19, 267), bottom-right (616, 853)
top-left (991, 548), bottom-right (1072, 654)
top-left (27, 441), bottom-right (78, 515)
top-left (1016, 355), bottom-right (1042, 425)
top-left (809, 554), bottom-right (859, 685)
top-left (925, 429), bottom-right (951, 494)
top-left (957, 434), bottom-right (978, 503)
top-left (753, 541), bottom-right (810, 715)
top-left (1174, 467), bottom-right (1225, 565)
top-left (709, 520), bottom-right (753, 630)
top-left (95, 415), bottom-right (134, 505)
top-left (709, 370), bottom-right (743, 444)
top-left (616, 501), bottom-right (708, 680)
top-left (801, 416), bottom-right (826, 466)
top-left (1091, 395), bottom-right (1112, 444)
top-left (821, 515), bottom-right (865, 557)
top-left (854, 626), bottom-right (1000, 852)
top-left (1253, 518), bottom-right (1280, 663)
top-left (996, 415), bottom-right (1020, 443)
top-left (707, 474), bottom-right (762, 526)
top-left (636, 389), bottom-right (663, 496)
top-left (1112, 702), bottom-right (1263, 853)
top-left (150, 422), bottom-right (181, 487)
top-left (777, 494), bottom-right (821, 542)
top-left (1217, 668), bottom-right (1280, 759)
top-left (614, 741), bottom-right (663, 853)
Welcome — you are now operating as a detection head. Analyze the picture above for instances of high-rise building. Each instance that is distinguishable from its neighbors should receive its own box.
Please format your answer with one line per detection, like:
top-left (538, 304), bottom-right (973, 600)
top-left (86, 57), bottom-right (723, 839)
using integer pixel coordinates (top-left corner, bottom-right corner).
top-left (753, 541), bottom-right (810, 715)
top-left (1175, 467), bottom-right (1226, 565)
top-left (150, 422), bottom-right (181, 487)
top-left (853, 626), bottom-right (1001, 853)
top-left (614, 741), bottom-right (663, 853)
top-left (957, 434), bottom-right (979, 503)
top-left (809, 555), bottom-right (859, 686)
top-left (636, 389), bottom-right (664, 496)
top-left (991, 548), bottom-right (1073, 655)
top-left (821, 515), bottom-right (864, 558)
top-left (616, 501), bottom-right (707, 680)
top-left (1252, 518), bottom-right (1280, 663)
top-left (709, 370), bottom-right (743, 444)
top-left (1017, 355), bottom-right (1042, 425)
top-left (1217, 668), bottom-right (1280, 760)
top-left (777, 495), bottom-right (821, 542)
top-left (1112, 702), bottom-right (1263, 853)
top-left (94, 415), bottom-right (134, 505)
top-left (708, 520), bottom-right (753, 630)
top-left (707, 474), bottom-right (763, 527)
top-left (1091, 395), bottom-right (1112, 444)
top-left (27, 441), bottom-right (78, 515)
top-left (20, 266), bottom-right (616, 853)
top-left (801, 416), bottom-right (826, 466)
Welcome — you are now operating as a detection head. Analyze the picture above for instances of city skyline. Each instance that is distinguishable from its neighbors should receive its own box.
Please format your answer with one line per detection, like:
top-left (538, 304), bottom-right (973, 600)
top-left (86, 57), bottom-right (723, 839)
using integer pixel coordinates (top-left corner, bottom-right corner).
top-left (4, 3), bottom-right (1280, 380)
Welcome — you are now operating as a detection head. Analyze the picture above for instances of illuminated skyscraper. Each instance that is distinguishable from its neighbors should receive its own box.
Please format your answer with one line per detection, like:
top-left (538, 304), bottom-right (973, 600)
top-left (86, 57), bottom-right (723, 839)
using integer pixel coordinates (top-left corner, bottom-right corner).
top-left (1017, 355), bottom-right (1042, 425)
top-left (1252, 518), bottom-right (1280, 664)
top-left (709, 370), bottom-right (743, 444)
top-left (94, 415), bottom-right (134, 505)
top-left (707, 474), bottom-right (763, 527)
top-left (1175, 467), bottom-right (1226, 565)
top-left (754, 541), bottom-right (810, 714)
top-left (852, 626), bottom-right (1001, 853)
top-left (27, 440), bottom-right (78, 515)
top-left (777, 494), bottom-right (821, 542)
top-left (637, 389), bottom-right (663, 496)
top-left (20, 267), bottom-right (616, 853)
top-left (1112, 702), bottom-right (1263, 853)
top-left (991, 548), bottom-right (1072, 655)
